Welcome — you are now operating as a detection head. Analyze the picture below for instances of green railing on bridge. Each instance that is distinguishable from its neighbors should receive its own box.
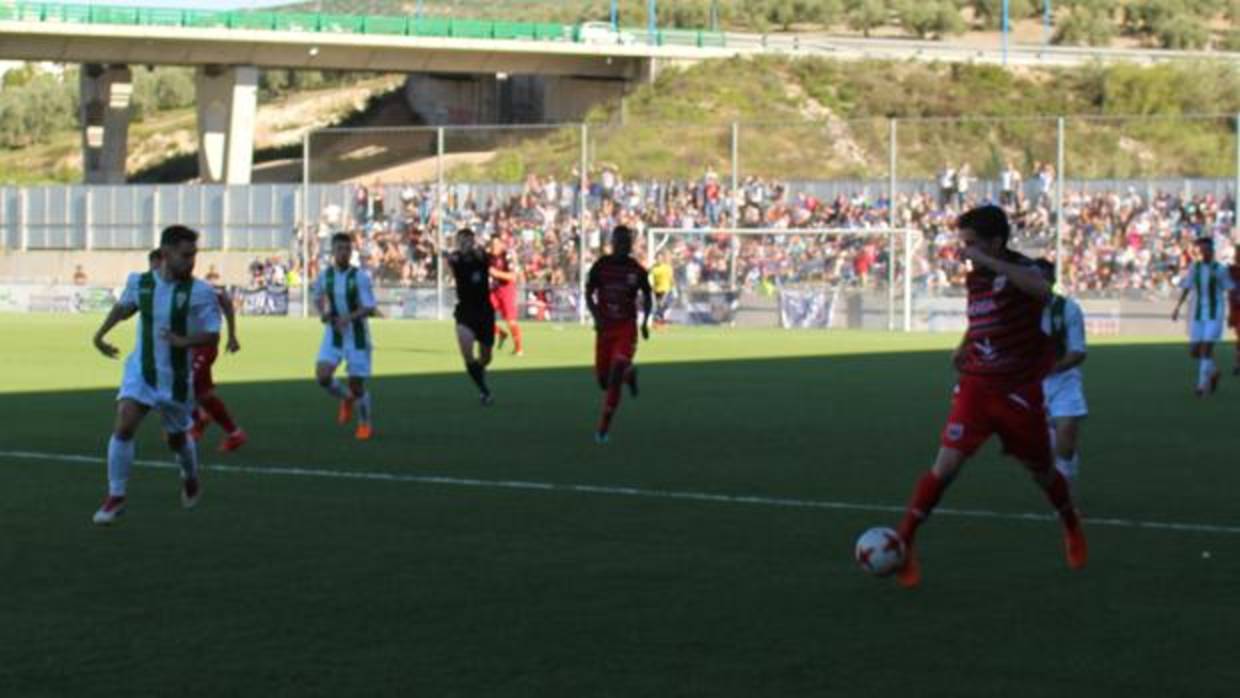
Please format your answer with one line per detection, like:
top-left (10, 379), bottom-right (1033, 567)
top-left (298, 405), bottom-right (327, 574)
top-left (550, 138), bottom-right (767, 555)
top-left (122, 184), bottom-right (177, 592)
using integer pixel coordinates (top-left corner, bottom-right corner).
top-left (0, 2), bottom-right (727, 48)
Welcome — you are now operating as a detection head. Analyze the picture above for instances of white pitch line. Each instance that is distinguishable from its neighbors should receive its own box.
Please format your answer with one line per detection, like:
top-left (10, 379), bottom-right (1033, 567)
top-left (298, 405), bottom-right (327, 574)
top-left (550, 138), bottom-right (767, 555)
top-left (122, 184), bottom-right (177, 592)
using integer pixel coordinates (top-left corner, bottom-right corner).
top-left (4, 448), bottom-right (1240, 536)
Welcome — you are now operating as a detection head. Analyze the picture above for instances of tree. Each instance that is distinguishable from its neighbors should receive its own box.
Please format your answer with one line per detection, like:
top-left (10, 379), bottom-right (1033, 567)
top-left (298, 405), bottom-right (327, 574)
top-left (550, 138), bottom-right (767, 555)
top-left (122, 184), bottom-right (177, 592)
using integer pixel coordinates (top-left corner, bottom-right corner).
top-left (1, 63), bottom-right (44, 90)
top-left (967, 0), bottom-right (1036, 30)
top-left (1151, 11), bottom-right (1209, 49)
top-left (1053, 0), bottom-right (1117, 46)
top-left (846, 0), bottom-right (890, 37)
top-left (897, 0), bottom-right (966, 39)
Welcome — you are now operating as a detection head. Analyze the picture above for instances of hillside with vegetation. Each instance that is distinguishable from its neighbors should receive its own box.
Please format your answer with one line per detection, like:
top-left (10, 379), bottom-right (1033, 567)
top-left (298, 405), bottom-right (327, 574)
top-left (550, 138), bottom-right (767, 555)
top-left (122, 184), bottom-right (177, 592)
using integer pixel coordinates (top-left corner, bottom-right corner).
top-left (279, 0), bottom-right (1240, 50)
top-left (446, 57), bottom-right (1240, 184)
top-left (2, 57), bottom-right (1237, 185)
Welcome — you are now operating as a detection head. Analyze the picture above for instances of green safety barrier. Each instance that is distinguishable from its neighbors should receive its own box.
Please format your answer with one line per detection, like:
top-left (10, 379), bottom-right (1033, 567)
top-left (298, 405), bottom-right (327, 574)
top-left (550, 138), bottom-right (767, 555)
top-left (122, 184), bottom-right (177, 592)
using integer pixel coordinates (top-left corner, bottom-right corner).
top-left (0, 2), bottom-right (725, 48)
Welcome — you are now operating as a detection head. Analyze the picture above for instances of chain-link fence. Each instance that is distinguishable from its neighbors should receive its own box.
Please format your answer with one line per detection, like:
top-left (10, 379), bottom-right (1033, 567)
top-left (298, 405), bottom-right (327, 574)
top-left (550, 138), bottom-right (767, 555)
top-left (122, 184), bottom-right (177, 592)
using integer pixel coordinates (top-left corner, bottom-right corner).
top-left (3, 115), bottom-right (1237, 332)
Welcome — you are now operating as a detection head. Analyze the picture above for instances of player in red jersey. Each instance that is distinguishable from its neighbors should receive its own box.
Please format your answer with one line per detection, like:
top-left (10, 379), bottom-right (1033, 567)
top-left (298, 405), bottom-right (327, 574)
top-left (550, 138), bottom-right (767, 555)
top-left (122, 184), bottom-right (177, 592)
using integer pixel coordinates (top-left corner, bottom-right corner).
top-left (186, 260), bottom-right (246, 452)
top-left (489, 236), bottom-right (524, 356)
top-left (891, 206), bottom-right (1085, 588)
top-left (1230, 243), bottom-right (1240, 376)
top-left (586, 225), bottom-right (653, 444)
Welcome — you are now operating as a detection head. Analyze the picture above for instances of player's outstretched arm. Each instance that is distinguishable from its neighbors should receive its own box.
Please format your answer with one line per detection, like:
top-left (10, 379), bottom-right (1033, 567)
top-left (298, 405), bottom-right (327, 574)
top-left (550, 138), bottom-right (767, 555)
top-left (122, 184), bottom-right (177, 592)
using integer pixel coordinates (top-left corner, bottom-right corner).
top-left (218, 292), bottom-right (241, 353)
top-left (1171, 288), bottom-right (1190, 322)
top-left (92, 302), bottom-right (136, 359)
top-left (639, 273), bottom-right (653, 340)
top-left (963, 247), bottom-right (1051, 301)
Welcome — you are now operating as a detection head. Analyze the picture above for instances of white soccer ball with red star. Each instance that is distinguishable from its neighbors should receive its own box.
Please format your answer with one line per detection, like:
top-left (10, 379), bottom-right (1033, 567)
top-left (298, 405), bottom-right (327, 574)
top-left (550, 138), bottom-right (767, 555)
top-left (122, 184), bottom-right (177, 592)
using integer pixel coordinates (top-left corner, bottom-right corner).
top-left (854, 526), bottom-right (906, 577)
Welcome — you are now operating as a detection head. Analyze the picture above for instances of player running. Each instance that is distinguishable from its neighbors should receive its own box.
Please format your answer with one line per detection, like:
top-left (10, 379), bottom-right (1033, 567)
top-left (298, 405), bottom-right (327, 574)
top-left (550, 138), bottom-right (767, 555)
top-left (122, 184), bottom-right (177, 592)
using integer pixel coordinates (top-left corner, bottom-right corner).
top-left (586, 225), bottom-right (653, 444)
top-left (489, 235), bottom-right (523, 356)
top-left (1171, 237), bottom-right (1235, 396)
top-left (90, 225), bottom-right (222, 525)
top-left (1035, 260), bottom-right (1088, 486)
top-left (891, 206), bottom-right (1085, 587)
top-left (314, 233), bottom-right (377, 440)
top-left (1229, 243), bottom-right (1240, 376)
top-left (447, 228), bottom-right (495, 405)
top-left (650, 251), bottom-right (674, 327)
top-left (188, 271), bottom-right (246, 452)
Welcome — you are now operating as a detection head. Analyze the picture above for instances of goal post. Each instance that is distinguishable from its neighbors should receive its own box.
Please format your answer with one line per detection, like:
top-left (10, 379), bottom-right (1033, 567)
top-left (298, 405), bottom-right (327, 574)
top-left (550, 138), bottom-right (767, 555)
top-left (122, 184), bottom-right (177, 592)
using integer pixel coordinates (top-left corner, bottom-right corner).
top-left (645, 227), bottom-right (916, 332)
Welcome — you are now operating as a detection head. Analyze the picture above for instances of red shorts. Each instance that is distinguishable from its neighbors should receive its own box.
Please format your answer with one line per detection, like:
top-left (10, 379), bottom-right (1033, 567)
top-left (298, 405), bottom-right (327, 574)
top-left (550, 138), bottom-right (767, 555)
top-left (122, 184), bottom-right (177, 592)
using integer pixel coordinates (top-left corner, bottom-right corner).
top-left (940, 375), bottom-right (1052, 470)
top-left (192, 345), bottom-right (218, 397)
top-left (595, 323), bottom-right (637, 383)
top-left (490, 287), bottom-right (517, 322)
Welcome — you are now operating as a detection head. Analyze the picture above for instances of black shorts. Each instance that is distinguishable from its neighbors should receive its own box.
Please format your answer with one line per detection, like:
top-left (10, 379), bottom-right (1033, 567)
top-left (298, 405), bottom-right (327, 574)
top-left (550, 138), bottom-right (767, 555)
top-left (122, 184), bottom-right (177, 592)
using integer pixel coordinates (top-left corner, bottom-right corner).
top-left (455, 306), bottom-right (496, 348)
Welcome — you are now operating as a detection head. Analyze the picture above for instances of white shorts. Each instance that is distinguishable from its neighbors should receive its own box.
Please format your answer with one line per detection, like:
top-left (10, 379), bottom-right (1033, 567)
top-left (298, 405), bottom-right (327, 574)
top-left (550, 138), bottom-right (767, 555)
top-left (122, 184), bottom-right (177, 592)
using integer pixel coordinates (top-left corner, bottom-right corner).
top-left (1189, 319), bottom-right (1224, 344)
top-left (317, 334), bottom-right (372, 378)
top-left (1044, 370), bottom-right (1088, 419)
top-left (118, 369), bottom-right (194, 434)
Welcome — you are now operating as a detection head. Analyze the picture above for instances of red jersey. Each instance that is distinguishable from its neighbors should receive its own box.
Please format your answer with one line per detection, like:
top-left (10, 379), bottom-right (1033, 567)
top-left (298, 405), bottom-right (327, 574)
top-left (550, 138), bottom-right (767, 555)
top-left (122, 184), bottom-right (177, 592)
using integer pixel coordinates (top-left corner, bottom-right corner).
top-left (957, 250), bottom-right (1053, 390)
top-left (587, 254), bottom-right (652, 329)
top-left (489, 250), bottom-right (518, 291)
top-left (1230, 264), bottom-right (1240, 310)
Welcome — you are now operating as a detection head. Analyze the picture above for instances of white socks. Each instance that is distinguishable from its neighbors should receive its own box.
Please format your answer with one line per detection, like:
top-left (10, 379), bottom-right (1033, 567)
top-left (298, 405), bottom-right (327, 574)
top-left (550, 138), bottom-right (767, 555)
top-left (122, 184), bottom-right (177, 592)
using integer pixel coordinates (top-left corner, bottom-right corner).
top-left (175, 436), bottom-right (199, 481)
top-left (356, 391), bottom-right (372, 425)
top-left (322, 379), bottom-right (349, 400)
top-left (1198, 357), bottom-right (1216, 389)
top-left (1055, 453), bottom-right (1080, 484)
top-left (107, 435), bottom-right (134, 497)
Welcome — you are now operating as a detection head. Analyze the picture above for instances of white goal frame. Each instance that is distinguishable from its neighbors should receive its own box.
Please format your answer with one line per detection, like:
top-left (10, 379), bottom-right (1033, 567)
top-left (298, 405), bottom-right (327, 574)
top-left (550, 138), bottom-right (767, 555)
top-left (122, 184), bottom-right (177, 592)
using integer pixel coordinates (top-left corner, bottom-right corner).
top-left (646, 227), bottom-right (915, 332)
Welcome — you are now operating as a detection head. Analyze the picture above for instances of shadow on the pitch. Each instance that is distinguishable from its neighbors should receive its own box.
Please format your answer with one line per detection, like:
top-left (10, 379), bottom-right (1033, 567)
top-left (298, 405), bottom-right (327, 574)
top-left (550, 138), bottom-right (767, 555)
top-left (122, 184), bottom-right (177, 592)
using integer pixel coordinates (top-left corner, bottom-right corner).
top-left (0, 340), bottom-right (1231, 503)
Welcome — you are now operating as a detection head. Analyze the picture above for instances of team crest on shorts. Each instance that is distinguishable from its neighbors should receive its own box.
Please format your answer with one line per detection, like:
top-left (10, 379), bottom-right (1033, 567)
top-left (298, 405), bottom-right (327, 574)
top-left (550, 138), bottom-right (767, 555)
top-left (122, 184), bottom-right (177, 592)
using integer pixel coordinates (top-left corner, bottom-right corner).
top-left (993, 275), bottom-right (1008, 292)
top-left (946, 423), bottom-right (965, 441)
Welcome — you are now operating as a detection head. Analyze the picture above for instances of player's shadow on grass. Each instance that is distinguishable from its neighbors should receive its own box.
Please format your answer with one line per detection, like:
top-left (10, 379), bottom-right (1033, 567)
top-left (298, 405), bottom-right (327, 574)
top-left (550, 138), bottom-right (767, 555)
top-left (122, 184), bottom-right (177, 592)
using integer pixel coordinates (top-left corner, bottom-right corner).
top-left (1, 340), bottom-right (1227, 499)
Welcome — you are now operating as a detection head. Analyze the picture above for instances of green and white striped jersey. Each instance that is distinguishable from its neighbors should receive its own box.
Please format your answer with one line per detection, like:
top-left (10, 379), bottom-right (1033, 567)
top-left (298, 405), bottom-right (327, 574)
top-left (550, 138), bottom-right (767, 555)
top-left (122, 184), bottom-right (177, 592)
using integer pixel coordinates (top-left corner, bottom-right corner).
top-left (313, 265), bottom-right (376, 350)
top-left (1178, 261), bottom-right (1236, 323)
top-left (118, 271), bottom-right (221, 402)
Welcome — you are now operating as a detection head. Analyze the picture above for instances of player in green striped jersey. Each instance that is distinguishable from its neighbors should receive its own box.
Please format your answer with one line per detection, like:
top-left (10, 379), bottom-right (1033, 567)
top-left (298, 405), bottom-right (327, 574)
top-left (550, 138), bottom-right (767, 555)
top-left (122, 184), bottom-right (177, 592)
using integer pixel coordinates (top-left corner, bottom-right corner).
top-left (1172, 238), bottom-right (1236, 397)
top-left (313, 233), bottom-right (378, 440)
top-left (90, 226), bottom-right (222, 525)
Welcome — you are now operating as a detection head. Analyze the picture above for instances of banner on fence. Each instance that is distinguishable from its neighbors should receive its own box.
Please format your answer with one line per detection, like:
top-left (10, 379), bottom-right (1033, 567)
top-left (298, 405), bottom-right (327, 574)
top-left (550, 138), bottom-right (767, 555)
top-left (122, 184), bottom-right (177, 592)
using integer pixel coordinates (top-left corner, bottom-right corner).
top-left (778, 289), bottom-right (840, 329)
top-left (0, 283), bottom-right (118, 313)
top-left (235, 287), bottom-right (290, 316)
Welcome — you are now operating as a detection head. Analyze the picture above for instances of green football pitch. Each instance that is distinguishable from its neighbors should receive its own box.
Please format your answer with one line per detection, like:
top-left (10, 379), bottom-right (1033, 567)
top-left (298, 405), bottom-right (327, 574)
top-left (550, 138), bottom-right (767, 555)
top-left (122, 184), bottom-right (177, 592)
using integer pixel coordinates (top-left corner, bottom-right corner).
top-left (2, 313), bottom-right (1238, 697)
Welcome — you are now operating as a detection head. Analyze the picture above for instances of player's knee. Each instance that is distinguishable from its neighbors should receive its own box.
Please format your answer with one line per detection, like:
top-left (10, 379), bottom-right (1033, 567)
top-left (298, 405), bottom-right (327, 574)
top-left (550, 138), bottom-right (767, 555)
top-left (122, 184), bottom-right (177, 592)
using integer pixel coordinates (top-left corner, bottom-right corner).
top-left (113, 425), bottom-right (137, 441)
top-left (166, 432), bottom-right (187, 451)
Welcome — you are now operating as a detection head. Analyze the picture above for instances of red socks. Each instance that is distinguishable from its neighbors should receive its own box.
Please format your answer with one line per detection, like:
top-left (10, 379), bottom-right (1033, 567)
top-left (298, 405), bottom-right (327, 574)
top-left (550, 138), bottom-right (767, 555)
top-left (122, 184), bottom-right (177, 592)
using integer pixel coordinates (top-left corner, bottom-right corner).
top-left (596, 363), bottom-right (629, 434)
top-left (898, 471), bottom-right (947, 544)
top-left (1042, 469), bottom-right (1080, 530)
top-left (199, 395), bottom-right (238, 434)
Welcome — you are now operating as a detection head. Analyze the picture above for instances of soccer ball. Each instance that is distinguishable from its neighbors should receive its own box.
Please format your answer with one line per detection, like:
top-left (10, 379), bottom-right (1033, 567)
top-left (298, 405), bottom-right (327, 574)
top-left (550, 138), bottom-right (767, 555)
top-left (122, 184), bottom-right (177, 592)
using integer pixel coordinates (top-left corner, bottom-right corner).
top-left (854, 526), bottom-right (906, 577)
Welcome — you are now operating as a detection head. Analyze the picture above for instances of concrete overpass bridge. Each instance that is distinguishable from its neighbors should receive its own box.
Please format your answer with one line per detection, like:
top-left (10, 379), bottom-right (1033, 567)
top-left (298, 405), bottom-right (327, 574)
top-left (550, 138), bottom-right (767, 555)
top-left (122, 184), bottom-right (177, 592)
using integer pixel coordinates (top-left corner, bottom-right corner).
top-left (2, 2), bottom-right (1236, 185)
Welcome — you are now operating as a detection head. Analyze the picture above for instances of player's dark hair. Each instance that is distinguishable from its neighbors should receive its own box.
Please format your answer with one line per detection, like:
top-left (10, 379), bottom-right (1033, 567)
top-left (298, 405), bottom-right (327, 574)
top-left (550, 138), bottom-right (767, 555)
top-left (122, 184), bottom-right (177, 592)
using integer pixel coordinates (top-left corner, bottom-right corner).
top-left (148, 248), bottom-right (163, 264)
top-left (457, 227), bottom-right (475, 238)
top-left (331, 232), bottom-right (352, 247)
top-left (1195, 236), bottom-right (1213, 247)
top-left (1034, 258), bottom-right (1056, 283)
top-left (957, 205), bottom-right (1010, 245)
top-left (160, 225), bottom-right (198, 247)
top-left (612, 225), bottom-right (634, 252)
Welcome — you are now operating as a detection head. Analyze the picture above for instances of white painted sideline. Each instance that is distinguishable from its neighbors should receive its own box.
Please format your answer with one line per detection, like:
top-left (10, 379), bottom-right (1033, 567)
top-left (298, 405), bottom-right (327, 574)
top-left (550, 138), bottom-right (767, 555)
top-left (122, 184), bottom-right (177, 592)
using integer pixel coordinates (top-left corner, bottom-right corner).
top-left (4, 448), bottom-right (1239, 536)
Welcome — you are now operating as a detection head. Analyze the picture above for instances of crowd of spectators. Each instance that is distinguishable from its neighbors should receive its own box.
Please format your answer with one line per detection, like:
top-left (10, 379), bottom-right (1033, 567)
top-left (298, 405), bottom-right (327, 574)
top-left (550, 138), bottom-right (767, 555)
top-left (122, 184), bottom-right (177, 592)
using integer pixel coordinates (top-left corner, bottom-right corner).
top-left (301, 168), bottom-right (1237, 302)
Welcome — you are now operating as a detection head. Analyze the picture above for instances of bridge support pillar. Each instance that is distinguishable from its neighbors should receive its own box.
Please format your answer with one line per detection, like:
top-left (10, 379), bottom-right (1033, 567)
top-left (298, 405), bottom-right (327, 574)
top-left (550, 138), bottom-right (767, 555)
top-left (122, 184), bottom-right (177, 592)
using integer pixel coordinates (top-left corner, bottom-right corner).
top-left (80, 64), bottom-right (133, 184)
top-left (195, 65), bottom-right (257, 184)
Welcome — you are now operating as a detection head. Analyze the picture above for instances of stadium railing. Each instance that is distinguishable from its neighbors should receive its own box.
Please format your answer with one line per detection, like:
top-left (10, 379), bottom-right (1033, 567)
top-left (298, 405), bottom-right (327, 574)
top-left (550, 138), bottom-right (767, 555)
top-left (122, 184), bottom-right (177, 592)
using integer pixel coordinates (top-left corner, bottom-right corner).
top-left (0, 2), bottom-right (727, 47)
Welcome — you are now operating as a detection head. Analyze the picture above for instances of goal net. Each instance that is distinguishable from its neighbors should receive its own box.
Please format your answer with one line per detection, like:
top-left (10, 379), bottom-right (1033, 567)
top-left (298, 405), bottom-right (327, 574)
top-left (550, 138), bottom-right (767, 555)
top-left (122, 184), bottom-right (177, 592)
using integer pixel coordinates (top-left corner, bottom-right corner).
top-left (645, 227), bottom-right (917, 331)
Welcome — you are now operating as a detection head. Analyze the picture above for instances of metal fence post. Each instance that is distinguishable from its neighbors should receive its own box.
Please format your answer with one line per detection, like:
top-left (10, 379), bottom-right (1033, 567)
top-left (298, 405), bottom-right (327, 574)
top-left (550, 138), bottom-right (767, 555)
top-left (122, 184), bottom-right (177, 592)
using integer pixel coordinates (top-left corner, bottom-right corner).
top-left (1234, 112), bottom-right (1239, 231)
top-left (84, 187), bottom-right (94, 251)
top-left (887, 118), bottom-right (897, 331)
top-left (436, 126), bottom-right (445, 322)
top-left (221, 186), bottom-right (231, 251)
top-left (18, 188), bottom-right (28, 252)
top-left (730, 121), bottom-right (739, 226)
top-left (1055, 117), bottom-right (1065, 288)
top-left (151, 187), bottom-right (161, 249)
top-left (301, 131), bottom-right (311, 318)
top-left (903, 228), bottom-right (913, 332)
top-left (579, 122), bottom-right (589, 325)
